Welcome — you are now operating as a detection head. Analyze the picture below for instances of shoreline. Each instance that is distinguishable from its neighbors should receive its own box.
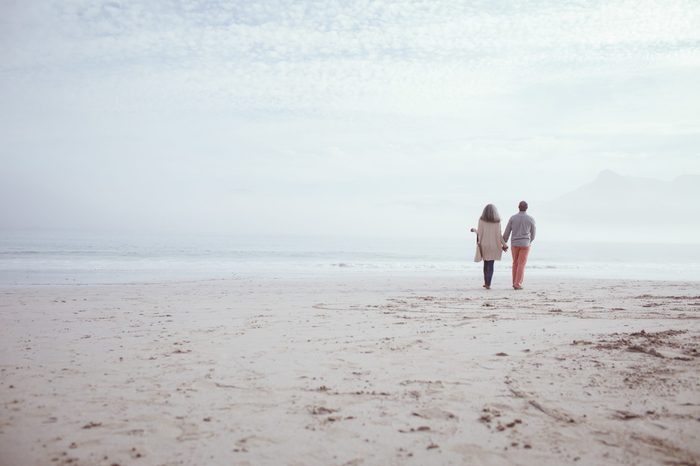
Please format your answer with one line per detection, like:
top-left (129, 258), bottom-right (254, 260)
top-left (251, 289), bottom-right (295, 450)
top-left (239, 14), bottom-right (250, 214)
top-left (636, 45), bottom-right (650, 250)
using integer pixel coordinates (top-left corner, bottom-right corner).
top-left (1, 267), bottom-right (698, 289)
top-left (1, 275), bottom-right (699, 465)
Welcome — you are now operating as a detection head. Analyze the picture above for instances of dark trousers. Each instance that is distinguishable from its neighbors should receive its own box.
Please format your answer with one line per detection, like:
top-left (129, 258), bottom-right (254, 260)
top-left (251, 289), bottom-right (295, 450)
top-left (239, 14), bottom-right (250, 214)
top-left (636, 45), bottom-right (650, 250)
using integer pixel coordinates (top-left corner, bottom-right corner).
top-left (483, 260), bottom-right (494, 286)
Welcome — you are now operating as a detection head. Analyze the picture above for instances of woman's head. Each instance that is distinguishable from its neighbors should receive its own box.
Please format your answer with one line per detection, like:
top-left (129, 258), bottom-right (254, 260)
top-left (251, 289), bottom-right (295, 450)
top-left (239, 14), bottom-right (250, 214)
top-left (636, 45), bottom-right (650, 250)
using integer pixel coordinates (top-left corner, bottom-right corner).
top-left (480, 204), bottom-right (500, 223)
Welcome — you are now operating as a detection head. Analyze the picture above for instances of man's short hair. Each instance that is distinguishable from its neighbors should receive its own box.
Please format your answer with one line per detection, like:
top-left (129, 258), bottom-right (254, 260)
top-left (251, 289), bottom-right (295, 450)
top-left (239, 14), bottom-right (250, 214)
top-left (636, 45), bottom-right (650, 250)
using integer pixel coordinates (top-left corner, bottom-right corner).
top-left (518, 201), bottom-right (528, 211)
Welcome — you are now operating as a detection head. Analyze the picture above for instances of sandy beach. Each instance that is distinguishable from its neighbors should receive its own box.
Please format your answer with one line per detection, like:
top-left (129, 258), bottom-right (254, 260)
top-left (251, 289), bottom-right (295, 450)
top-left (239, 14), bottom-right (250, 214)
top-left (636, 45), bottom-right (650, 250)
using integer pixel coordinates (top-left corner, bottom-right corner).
top-left (1, 274), bottom-right (699, 466)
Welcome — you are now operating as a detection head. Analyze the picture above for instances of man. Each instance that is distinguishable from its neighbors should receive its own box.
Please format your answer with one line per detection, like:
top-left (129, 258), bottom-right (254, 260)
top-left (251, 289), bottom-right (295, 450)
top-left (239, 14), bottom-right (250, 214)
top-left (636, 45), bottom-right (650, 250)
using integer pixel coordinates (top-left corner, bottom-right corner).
top-left (503, 201), bottom-right (536, 290)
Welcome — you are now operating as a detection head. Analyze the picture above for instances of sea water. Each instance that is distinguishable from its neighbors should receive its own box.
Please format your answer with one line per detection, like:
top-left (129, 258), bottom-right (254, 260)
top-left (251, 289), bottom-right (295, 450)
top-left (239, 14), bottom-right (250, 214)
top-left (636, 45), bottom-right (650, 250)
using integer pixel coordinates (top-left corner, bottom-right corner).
top-left (1, 231), bottom-right (699, 285)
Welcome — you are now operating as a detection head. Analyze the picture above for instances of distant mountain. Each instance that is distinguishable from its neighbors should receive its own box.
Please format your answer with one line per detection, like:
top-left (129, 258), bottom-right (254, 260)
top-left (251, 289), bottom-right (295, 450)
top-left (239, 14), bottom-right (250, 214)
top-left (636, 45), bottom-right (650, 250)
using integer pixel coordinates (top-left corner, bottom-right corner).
top-left (541, 170), bottom-right (700, 227)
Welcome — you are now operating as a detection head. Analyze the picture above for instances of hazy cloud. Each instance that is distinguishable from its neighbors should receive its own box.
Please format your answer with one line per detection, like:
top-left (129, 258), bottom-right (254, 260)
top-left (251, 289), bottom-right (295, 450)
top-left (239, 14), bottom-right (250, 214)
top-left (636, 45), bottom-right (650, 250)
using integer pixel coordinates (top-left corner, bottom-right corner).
top-left (1, 0), bottom-right (699, 238)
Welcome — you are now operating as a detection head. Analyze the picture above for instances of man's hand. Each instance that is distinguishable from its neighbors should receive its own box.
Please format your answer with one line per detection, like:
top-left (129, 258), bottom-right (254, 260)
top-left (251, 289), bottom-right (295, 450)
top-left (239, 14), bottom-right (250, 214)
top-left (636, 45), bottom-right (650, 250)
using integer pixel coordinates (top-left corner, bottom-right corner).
top-left (502, 245), bottom-right (509, 252)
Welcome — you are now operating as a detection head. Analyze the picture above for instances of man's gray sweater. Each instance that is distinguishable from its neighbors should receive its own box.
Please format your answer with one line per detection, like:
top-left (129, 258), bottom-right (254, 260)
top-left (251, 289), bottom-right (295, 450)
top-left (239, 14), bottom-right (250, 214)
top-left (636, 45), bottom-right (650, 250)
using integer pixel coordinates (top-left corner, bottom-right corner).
top-left (503, 211), bottom-right (536, 247)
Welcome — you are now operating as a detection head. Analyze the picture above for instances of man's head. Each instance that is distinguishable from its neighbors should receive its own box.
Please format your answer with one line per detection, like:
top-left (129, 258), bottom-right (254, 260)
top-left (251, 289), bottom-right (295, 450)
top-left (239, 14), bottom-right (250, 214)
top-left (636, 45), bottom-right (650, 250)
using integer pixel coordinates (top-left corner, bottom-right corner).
top-left (518, 201), bottom-right (528, 212)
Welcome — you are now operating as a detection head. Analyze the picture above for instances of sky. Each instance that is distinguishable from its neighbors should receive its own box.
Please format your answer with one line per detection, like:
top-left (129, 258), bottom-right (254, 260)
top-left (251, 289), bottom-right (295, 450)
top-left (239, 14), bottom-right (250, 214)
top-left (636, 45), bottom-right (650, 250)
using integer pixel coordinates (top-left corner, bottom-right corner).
top-left (1, 0), bottom-right (699, 240)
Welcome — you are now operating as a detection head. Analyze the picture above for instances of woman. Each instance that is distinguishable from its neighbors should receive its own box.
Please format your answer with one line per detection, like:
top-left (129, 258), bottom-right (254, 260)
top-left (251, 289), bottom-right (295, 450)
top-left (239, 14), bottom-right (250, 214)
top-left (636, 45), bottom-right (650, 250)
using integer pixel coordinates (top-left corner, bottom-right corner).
top-left (471, 204), bottom-right (509, 289)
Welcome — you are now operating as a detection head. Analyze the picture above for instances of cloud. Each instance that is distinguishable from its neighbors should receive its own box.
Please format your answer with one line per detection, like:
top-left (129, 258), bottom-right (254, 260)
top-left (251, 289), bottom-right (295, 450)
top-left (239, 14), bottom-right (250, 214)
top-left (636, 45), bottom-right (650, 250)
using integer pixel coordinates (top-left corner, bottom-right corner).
top-left (1, 1), bottom-right (699, 236)
top-left (2, 0), bottom-right (700, 117)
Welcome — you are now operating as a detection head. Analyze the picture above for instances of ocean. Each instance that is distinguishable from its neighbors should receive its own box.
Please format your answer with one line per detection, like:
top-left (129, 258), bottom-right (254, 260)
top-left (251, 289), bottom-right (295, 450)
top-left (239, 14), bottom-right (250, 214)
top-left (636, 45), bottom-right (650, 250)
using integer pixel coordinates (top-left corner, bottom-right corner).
top-left (1, 232), bottom-right (699, 285)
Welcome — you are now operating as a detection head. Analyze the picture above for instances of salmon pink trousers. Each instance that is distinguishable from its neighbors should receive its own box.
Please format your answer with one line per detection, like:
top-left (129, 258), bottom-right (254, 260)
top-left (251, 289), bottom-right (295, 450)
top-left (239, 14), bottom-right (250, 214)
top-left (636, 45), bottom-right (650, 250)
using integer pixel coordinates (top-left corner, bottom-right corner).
top-left (511, 246), bottom-right (530, 288)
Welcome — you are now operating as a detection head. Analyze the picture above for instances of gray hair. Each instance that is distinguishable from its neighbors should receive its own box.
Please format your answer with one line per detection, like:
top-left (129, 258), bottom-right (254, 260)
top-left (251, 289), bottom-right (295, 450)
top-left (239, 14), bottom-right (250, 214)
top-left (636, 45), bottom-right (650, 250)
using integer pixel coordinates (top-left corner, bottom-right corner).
top-left (480, 204), bottom-right (501, 223)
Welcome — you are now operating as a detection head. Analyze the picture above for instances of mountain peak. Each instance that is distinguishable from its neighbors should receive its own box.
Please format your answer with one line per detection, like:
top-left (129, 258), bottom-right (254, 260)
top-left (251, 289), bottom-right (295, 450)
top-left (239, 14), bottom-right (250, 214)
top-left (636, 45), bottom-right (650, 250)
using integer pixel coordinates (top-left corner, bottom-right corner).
top-left (596, 169), bottom-right (621, 181)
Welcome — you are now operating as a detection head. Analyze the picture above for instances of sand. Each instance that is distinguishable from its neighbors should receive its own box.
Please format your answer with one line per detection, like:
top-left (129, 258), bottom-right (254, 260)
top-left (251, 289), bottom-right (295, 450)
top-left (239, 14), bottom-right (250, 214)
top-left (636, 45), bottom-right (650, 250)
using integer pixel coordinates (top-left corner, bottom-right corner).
top-left (0, 274), bottom-right (699, 466)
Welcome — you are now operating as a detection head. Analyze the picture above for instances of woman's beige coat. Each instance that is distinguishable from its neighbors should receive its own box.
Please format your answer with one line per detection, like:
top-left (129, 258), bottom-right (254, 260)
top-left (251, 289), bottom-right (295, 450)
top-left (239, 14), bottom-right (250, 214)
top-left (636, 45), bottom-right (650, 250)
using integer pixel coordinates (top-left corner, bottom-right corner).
top-left (474, 219), bottom-right (508, 262)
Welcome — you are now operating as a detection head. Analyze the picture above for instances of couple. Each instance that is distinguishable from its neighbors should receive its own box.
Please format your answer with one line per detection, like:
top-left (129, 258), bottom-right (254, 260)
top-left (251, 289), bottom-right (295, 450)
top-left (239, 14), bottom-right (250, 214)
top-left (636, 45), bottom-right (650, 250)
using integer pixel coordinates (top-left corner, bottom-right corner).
top-left (470, 201), bottom-right (536, 290)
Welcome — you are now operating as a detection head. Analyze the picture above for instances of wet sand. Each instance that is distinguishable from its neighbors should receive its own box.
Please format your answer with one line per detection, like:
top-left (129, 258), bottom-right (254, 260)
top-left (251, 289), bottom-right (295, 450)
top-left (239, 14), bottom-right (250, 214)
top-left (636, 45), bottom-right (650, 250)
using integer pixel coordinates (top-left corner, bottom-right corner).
top-left (1, 275), bottom-right (699, 465)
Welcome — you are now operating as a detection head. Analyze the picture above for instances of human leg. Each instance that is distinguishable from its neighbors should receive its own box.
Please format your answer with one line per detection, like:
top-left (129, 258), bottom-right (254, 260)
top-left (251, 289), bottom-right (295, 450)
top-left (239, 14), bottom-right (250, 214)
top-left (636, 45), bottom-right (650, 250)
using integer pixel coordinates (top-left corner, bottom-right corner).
top-left (484, 260), bottom-right (494, 287)
top-left (511, 247), bottom-right (520, 287)
top-left (513, 246), bottom-right (530, 288)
